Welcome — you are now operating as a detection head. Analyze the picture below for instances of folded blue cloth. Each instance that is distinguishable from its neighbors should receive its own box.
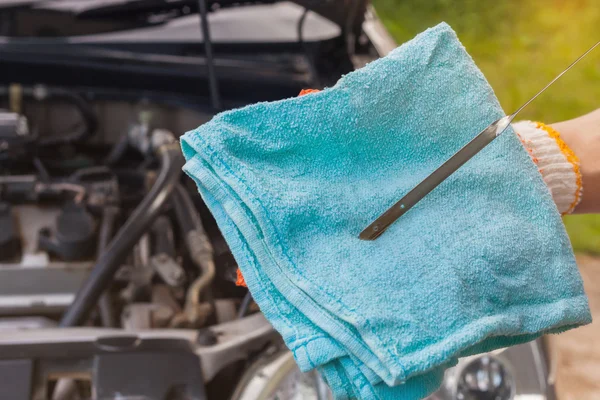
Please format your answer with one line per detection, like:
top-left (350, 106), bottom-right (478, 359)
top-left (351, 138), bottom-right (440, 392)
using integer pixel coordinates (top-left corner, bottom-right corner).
top-left (182, 22), bottom-right (591, 399)
top-left (194, 172), bottom-right (446, 399)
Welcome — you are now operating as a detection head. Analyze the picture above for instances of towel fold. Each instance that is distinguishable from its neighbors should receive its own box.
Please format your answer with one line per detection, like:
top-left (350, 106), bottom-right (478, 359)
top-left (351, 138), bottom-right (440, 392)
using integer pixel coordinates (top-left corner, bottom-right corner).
top-left (181, 22), bottom-right (591, 399)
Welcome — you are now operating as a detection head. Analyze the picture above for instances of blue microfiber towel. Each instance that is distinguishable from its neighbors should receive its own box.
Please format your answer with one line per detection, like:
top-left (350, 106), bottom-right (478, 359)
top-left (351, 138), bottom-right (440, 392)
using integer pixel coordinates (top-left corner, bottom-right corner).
top-left (181, 22), bottom-right (591, 398)
top-left (196, 178), bottom-right (446, 399)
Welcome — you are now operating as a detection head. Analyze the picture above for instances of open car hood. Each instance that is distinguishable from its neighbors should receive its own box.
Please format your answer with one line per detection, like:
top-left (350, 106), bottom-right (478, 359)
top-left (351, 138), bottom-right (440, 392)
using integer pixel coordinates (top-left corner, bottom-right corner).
top-left (0, 0), bottom-right (369, 37)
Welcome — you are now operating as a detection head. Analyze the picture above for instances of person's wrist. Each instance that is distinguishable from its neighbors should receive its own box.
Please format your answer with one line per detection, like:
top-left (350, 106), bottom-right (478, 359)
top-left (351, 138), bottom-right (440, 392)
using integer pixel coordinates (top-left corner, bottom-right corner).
top-left (551, 110), bottom-right (600, 213)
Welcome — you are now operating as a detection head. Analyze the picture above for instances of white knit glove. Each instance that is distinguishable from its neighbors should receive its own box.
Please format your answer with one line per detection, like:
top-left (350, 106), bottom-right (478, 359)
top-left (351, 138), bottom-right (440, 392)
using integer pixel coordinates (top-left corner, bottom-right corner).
top-left (512, 121), bottom-right (582, 215)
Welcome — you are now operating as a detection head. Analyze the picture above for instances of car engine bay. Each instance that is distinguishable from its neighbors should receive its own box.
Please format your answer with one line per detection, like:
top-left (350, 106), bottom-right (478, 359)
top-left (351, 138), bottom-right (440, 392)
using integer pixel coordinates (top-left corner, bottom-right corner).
top-left (0, 83), bottom-right (308, 398)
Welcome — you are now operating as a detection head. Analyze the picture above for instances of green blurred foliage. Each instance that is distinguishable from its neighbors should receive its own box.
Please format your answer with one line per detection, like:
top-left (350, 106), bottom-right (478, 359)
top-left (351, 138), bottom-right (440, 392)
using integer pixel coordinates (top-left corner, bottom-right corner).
top-left (372, 0), bottom-right (600, 253)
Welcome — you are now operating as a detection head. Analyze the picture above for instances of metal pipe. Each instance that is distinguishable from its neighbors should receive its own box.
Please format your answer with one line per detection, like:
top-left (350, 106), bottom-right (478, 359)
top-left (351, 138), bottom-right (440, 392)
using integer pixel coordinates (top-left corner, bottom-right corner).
top-left (238, 291), bottom-right (253, 319)
top-left (184, 232), bottom-right (216, 320)
top-left (197, 0), bottom-right (221, 110)
top-left (59, 141), bottom-right (183, 327)
top-left (171, 184), bottom-right (215, 326)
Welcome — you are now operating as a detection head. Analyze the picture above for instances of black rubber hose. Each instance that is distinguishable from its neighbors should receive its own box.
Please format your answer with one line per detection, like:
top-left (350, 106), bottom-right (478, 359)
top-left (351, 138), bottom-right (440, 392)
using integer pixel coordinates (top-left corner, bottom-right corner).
top-left (59, 143), bottom-right (183, 327)
top-left (97, 206), bottom-right (119, 327)
top-left (10, 86), bottom-right (99, 146)
top-left (39, 91), bottom-right (97, 145)
top-left (151, 215), bottom-right (176, 257)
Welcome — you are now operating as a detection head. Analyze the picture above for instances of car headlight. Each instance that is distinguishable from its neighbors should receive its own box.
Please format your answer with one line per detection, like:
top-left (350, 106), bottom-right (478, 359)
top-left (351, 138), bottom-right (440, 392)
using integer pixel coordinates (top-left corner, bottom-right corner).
top-left (455, 355), bottom-right (515, 400)
top-left (231, 349), bottom-right (332, 400)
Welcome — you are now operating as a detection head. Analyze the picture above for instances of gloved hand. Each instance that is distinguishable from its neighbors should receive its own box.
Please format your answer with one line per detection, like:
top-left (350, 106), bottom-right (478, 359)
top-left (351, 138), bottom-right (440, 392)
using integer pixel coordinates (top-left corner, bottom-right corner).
top-left (513, 121), bottom-right (582, 215)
